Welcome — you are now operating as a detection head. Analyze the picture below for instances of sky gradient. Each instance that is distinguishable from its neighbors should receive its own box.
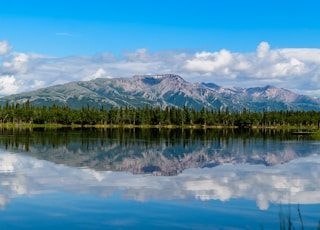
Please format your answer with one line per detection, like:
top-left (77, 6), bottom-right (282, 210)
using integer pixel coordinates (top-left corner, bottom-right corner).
top-left (1, 0), bottom-right (320, 97)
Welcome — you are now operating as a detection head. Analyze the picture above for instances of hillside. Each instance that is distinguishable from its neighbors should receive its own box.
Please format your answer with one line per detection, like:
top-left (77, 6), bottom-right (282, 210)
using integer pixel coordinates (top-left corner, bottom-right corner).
top-left (0, 74), bottom-right (319, 111)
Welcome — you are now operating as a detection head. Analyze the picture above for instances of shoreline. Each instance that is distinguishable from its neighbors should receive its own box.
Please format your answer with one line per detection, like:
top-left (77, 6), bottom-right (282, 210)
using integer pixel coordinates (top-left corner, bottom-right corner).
top-left (0, 122), bottom-right (318, 131)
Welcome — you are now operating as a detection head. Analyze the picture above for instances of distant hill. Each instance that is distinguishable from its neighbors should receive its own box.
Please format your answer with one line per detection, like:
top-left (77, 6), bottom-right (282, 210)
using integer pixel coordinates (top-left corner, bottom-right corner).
top-left (0, 74), bottom-right (319, 111)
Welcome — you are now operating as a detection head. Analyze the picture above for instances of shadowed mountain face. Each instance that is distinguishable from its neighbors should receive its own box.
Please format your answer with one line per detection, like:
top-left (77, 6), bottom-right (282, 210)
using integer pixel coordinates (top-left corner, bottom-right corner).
top-left (0, 74), bottom-right (319, 111)
top-left (0, 128), bottom-right (317, 176)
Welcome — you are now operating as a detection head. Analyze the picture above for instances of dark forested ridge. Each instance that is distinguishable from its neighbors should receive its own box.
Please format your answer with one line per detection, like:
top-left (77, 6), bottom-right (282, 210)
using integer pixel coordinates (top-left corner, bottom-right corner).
top-left (0, 100), bottom-right (319, 128)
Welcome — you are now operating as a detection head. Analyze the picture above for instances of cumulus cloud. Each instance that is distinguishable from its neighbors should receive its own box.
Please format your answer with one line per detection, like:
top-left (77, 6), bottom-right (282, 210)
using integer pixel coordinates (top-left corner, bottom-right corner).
top-left (184, 42), bottom-right (310, 80)
top-left (1, 41), bottom-right (320, 98)
top-left (0, 75), bottom-right (22, 96)
top-left (185, 49), bottom-right (235, 78)
top-left (256, 41), bottom-right (270, 58)
top-left (0, 40), bottom-right (12, 56)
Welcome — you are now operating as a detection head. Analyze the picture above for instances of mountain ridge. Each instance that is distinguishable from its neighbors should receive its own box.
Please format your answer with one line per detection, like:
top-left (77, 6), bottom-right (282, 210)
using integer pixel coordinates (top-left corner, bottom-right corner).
top-left (0, 74), bottom-right (319, 111)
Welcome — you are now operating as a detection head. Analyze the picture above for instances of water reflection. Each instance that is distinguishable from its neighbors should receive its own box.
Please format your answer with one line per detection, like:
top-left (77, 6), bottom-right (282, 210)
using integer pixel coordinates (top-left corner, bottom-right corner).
top-left (0, 128), bottom-right (317, 176)
top-left (0, 151), bottom-right (319, 211)
top-left (1, 128), bottom-right (320, 229)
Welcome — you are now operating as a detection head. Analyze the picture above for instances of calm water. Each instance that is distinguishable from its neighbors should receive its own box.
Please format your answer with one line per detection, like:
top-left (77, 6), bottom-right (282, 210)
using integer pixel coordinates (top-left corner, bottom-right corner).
top-left (0, 128), bottom-right (319, 229)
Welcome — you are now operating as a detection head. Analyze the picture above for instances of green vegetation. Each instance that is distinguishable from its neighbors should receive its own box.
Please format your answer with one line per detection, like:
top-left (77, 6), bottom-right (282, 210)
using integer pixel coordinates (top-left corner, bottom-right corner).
top-left (0, 100), bottom-right (320, 130)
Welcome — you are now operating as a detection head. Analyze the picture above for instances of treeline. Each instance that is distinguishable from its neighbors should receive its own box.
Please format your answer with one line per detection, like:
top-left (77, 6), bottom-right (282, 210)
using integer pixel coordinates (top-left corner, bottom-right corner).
top-left (0, 101), bottom-right (320, 127)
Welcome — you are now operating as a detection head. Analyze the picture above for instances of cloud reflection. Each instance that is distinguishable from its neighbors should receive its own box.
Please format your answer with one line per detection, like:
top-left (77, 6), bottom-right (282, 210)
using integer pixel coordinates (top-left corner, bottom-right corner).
top-left (0, 151), bottom-right (319, 210)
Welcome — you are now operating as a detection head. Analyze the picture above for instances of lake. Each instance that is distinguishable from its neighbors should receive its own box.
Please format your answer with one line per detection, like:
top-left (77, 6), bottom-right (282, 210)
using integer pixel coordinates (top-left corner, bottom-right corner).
top-left (0, 128), bottom-right (319, 229)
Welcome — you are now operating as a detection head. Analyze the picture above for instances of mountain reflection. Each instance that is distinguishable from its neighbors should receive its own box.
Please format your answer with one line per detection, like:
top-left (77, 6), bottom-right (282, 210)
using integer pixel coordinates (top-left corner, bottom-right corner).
top-left (0, 151), bottom-right (319, 211)
top-left (0, 128), bottom-right (317, 176)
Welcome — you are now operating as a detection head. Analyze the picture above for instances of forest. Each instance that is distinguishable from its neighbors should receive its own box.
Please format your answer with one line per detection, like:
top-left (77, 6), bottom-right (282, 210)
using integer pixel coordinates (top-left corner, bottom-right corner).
top-left (0, 100), bottom-right (319, 128)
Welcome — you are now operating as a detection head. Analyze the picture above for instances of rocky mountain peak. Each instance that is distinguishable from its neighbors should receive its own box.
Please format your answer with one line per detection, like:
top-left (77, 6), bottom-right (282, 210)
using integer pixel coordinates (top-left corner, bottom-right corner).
top-left (246, 85), bottom-right (298, 102)
top-left (201, 82), bottom-right (221, 91)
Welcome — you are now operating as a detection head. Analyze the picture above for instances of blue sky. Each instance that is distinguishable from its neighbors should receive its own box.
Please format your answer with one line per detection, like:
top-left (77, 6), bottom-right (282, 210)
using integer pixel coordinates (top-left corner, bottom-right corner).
top-left (2, 0), bottom-right (320, 55)
top-left (1, 0), bottom-right (320, 97)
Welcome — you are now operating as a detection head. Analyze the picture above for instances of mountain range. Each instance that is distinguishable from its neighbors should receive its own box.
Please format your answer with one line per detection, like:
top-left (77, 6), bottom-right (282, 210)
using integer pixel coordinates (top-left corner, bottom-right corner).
top-left (0, 74), bottom-right (319, 111)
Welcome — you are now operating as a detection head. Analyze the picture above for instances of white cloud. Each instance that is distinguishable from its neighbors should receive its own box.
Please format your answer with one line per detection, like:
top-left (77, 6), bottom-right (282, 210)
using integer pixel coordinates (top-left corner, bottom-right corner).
top-left (182, 42), bottom-right (320, 97)
top-left (122, 48), bottom-right (149, 62)
top-left (184, 42), bottom-right (311, 80)
top-left (0, 75), bottom-right (22, 96)
top-left (256, 41), bottom-right (270, 58)
top-left (185, 49), bottom-right (234, 76)
top-left (0, 40), bottom-right (12, 56)
top-left (1, 41), bottom-right (320, 98)
top-left (2, 53), bottom-right (29, 74)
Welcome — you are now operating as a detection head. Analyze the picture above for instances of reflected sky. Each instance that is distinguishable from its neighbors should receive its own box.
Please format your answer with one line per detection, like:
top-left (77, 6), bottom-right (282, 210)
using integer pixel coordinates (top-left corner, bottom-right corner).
top-left (1, 150), bottom-right (319, 211)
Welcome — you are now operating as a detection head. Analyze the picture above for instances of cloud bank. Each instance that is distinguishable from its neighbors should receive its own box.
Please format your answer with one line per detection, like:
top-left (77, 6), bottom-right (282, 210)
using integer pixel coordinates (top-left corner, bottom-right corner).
top-left (1, 40), bottom-right (320, 97)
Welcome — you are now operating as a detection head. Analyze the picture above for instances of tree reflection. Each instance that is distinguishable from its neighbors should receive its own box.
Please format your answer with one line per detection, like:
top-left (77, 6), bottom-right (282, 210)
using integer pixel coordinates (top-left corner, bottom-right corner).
top-left (0, 128), bottom-right (316, 175)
